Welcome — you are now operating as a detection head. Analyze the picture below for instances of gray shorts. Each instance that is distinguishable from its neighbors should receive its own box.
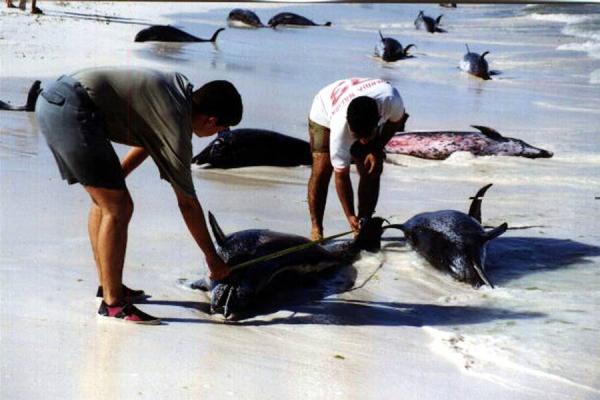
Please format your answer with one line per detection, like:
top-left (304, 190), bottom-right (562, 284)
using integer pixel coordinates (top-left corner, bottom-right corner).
top-left (35, 75), bottom-right (125, 190)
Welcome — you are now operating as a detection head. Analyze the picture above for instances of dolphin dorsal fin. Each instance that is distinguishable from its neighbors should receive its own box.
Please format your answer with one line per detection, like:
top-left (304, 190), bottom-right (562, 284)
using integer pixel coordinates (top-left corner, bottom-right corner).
top-left (471, 125), bottom-right (506, 141)
top-left (465, 43), bottom-right (471, 53)
top-left (481, 51), bottom-right (490, 60)
top-left (26, 80), bottom-right (42, 111)
top-left (208, 211), bottom-right (227, 246)
top-left (209, 28), bottom-right (225, 42)
top-left (404, 44), bottom-right (416, 55)
top-left (436, 14), bottom-right (443, 24)
top-left (484, 223), bottom-right (508, 241)
top-left (379, 30), bottom-right (384, 41)
top-left (468, 183), bottom-right (493, 223)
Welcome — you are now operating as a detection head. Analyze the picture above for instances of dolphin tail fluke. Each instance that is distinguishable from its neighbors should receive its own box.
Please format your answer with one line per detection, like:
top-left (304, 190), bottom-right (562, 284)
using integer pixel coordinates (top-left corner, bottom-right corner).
top-left (210, 28), bottom-right (225, 42)
top-left (323, 21), bottom-right (332, 27)
top-left (26, 80), bottom-right (42, 111)
top-left (467, 183), bottom-right (493, 223)
top-left (484, 223), bottom-right (508, 242)
top-left (208, 211), bottom-right (227, 246)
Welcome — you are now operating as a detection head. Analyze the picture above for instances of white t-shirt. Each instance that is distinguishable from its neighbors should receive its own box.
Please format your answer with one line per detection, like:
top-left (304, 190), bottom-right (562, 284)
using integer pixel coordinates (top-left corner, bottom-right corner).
top-left (309, 78), bottom-right (404, 171)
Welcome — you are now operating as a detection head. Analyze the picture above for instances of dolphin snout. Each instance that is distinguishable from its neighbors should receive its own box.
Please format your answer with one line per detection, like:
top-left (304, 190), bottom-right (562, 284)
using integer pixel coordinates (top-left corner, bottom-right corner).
top-left (539, 149), bottom-right (554, 158)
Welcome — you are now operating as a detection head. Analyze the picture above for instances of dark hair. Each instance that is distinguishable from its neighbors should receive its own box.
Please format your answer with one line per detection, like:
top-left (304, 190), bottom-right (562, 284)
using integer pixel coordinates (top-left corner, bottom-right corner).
top-left (192, 80), bottom-right (243, 126)
top-left (346, 96), bottom-right (379, 138)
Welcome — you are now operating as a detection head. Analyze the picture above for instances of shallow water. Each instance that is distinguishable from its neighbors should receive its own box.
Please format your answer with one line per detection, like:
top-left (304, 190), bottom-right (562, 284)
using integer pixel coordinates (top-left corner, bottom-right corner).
top-left (1, 2), bottom-right (599, 397)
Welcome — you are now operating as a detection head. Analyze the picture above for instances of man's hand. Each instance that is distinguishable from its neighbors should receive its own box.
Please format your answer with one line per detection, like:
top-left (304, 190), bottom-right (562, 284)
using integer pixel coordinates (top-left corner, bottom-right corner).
top-left (363, 153), bottom-right (377, 174)
top-left (347, 215), bottom-right (360, 233)
top-left (206, 254), bottom-right (230, 281)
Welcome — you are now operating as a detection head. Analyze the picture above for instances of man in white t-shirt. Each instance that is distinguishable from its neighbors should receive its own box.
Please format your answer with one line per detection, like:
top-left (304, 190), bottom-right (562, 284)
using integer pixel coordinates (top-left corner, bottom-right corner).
top-left (307, 78), bottom-right (409, 240)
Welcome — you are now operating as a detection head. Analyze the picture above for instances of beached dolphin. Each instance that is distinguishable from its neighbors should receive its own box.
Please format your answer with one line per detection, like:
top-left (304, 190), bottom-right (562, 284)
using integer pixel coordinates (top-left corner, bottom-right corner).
top-left (374, 31), bottom-right (415, 62)
top-left (384, 126), bottom-right (553, 160)
top-left (414, 11), bottom-right (445, 33)
top-left (268, 12), bottom-right (331, 28)
top-left (189, 213), bottom-right (387, 319)
top-left (227, 8), bottom-right (265, 28)
top-left (388, 184), bottom-right (507, 288)
top-left (192, 128), bottom-right (312, 168)
top-left (439, 3), bottom-right (457, 8)
top-left (134, 26), bottom-right (225, 43)
top-left (0, 80), bottom-right (41, 112)
top-left (460, 44), bottom-right (494, 80)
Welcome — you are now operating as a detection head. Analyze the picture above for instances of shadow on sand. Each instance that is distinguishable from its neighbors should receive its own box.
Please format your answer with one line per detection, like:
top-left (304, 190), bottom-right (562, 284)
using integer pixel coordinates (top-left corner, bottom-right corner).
top-left (487, 236), bottom-right (600, 285)
top-left (151, 297), bottom-right (544, 327)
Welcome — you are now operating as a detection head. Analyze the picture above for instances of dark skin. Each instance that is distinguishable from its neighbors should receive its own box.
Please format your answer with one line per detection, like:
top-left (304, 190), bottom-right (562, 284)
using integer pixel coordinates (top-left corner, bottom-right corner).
top-left (308, 113), bottom-right (409, 240)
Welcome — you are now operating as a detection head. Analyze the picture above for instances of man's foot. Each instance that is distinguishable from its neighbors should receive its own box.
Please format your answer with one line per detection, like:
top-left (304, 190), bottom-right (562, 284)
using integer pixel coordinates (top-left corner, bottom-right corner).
top-left (96, 285), bottom-right (149, 302)
top-left (97, 301), bottom-right (161, 325)
top-left (31, 6), bottom-right (42, 14)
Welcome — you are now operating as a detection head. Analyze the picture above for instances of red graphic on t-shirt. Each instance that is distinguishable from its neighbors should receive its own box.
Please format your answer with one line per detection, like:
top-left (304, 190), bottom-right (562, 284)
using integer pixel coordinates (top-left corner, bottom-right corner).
top-left (330, 78), bottom-right (380, 107)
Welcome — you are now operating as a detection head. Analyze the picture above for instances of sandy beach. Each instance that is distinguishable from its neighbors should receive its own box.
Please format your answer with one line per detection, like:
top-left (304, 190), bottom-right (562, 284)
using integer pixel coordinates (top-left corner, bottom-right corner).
top-left (1, 2), bottom-right (599, 399)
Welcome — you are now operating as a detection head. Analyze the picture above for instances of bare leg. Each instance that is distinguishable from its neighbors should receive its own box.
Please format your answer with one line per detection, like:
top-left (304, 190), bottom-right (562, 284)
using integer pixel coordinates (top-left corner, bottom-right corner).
top-left (84, 186), bottom-right (133, 305)
top-left (6, 0), bottom-right (17, 8)
top-left (18, 0), bottom-right (24, 10)
top-left (308, 152), bottom-right (333, 240)
top-left (355, 156), bottom-right (384, 219)
top-left (88, 203), bottom-right (103, 283)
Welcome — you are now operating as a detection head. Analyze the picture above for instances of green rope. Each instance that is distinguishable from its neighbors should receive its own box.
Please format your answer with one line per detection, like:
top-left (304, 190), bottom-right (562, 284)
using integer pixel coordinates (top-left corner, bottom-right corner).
top-left (230, 229), bottom-right (355, 272)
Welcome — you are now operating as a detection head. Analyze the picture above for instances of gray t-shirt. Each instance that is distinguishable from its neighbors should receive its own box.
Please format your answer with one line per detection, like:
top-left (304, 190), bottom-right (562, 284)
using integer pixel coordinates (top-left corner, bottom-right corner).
top-left (72, 66), bottom-right (196, 197)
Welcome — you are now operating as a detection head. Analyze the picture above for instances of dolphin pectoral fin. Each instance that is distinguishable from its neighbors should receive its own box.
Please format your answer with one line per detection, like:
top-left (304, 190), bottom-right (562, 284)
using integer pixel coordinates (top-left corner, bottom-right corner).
top-left (472, 258), bottom-right (494, 289)
top-left (471, 126), bottom-right (507, 142)
top-left (484, 223), bottom-right (508, 241)
top-left (208, 211), bottom-right (227, 246)
top-left (222, 285), bottom-right (235, 319)
top-left (467, 183), bottom-right (493, 223)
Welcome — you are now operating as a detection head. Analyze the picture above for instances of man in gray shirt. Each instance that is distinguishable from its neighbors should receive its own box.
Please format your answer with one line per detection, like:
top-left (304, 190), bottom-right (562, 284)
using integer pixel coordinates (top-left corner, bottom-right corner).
top-left (36, 67), bottom-right (243, 324)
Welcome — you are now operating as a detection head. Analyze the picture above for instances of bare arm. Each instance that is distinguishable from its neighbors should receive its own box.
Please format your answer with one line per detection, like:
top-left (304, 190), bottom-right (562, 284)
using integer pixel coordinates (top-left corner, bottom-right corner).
top-left (378, 112), bottom-right (410, 148)
top-left (334, 168), bottom-right (359, 231)
top-left (121, 146), bottom-right (149, 177)
top-left (174, 189), bottom-right (230, 280)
